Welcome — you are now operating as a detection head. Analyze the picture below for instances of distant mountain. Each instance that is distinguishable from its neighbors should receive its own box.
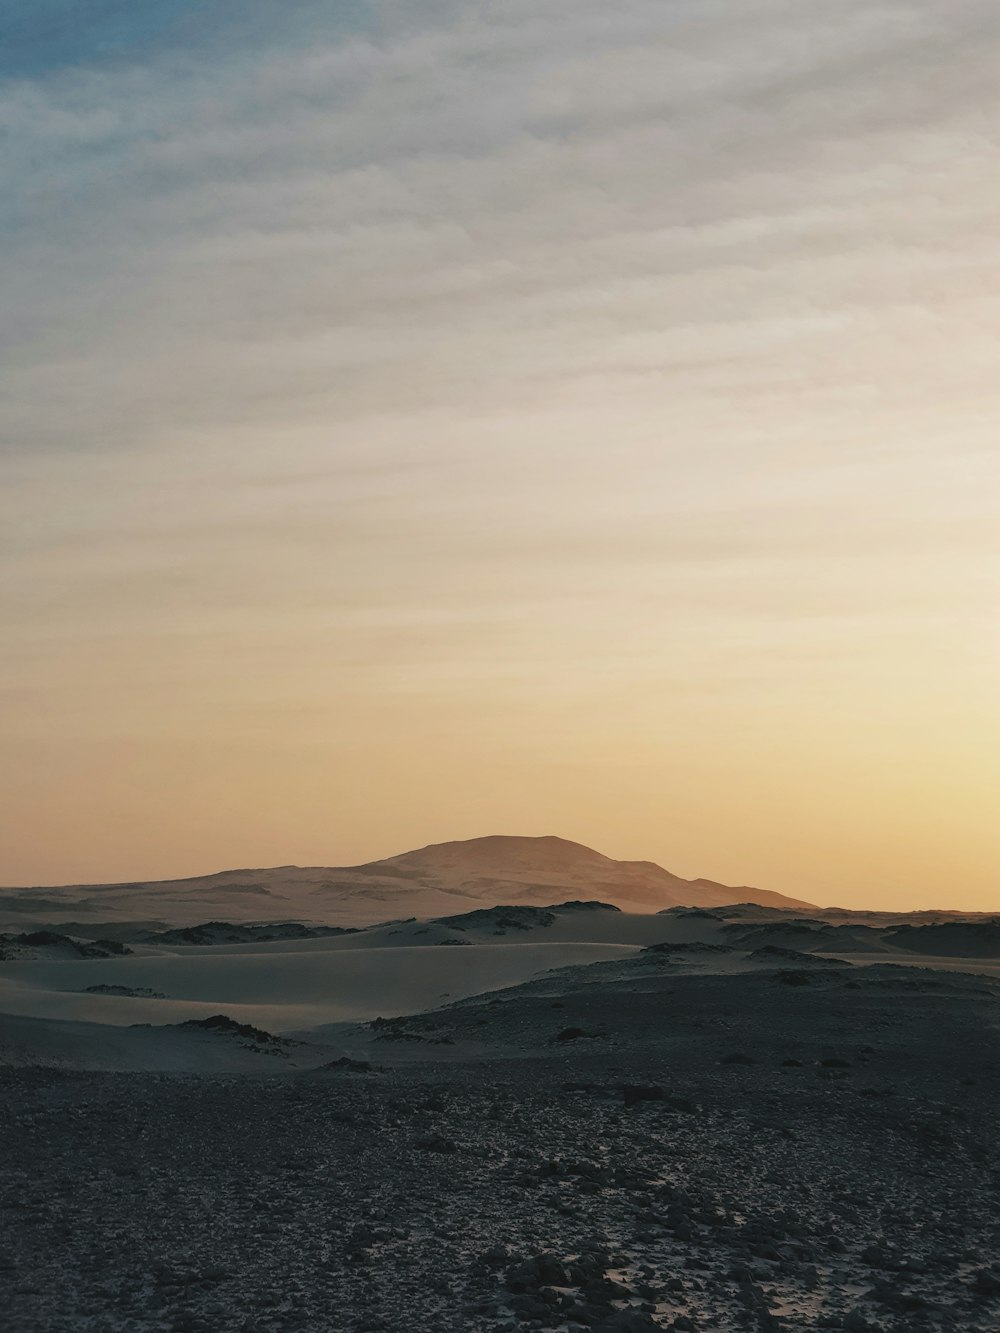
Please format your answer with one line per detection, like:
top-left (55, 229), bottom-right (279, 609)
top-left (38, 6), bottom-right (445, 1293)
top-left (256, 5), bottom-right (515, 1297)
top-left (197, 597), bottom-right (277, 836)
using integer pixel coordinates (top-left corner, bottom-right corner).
top-left (0, 834), bottom-right (815, 929)
top-left (366, 836), bottom-right (810, 913)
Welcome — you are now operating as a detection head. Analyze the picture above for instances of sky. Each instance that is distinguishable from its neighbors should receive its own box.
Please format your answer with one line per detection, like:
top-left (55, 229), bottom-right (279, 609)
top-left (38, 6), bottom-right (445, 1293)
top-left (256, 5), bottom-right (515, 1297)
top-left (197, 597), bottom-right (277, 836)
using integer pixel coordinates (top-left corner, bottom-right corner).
top-left (1, 0), bottom-right (998, 910)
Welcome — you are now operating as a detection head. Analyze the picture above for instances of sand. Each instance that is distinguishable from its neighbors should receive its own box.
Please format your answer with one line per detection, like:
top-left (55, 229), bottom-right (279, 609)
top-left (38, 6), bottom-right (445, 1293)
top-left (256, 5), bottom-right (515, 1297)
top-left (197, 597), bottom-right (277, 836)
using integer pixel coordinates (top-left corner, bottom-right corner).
top-left (0, 835), bottom-right (814, 932)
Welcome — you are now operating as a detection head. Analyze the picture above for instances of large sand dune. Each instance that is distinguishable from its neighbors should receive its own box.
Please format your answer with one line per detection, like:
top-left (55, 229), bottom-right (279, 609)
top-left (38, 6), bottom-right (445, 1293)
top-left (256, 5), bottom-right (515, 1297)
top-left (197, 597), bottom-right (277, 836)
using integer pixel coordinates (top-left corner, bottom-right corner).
top-left (0, 834), bottom-right (814, 930)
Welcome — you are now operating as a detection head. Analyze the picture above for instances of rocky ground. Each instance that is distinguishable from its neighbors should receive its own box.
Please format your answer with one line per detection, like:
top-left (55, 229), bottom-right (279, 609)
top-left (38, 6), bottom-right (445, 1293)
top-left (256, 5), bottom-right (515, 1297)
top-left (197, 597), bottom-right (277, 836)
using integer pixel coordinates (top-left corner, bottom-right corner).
top-left (4, 964), bottom-right (1000, 1332)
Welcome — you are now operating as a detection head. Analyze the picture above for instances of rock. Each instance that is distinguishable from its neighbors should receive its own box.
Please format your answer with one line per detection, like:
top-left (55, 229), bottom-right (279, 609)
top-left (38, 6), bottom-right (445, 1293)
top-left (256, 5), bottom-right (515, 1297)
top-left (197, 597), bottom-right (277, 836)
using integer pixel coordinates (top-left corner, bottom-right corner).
top-left (593, 1312), bottom-right (660, 1331)
top-left (973, 1268), bottom-right (1000, 1297)
top-left (507, 1252), bottom-right (571, 1290)
top-left (620, 1085), bottom-right (666, 1107)
top-left (413, 1134), bottom-right (458, 1153)
top-left (869, 1278), bottom-right (927, 1312)
top-left (735, 1273), bottom-right (780, 1329)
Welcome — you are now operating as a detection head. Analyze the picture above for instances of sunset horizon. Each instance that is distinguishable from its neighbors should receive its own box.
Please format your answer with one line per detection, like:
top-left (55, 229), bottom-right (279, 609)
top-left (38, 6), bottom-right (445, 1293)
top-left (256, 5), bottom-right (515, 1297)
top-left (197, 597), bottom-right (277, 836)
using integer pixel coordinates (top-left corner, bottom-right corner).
top-left (1, 826), bottom-right (994, 916)
top-left (2, 1), bottom-right (997, 915)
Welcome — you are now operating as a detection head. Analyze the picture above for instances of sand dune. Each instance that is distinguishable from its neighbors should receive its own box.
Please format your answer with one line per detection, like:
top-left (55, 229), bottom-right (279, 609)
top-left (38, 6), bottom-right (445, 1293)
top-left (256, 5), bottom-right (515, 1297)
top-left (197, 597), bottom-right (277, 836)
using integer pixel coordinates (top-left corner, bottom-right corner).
top-left (4, 894), bottom-right (1000, 1073)
top-left (0, 834), bottom-right (814, 930)
top-left (0, 939), bottom-right (639, 1033)
top-left (0, 902), bottom-right (798, 1043)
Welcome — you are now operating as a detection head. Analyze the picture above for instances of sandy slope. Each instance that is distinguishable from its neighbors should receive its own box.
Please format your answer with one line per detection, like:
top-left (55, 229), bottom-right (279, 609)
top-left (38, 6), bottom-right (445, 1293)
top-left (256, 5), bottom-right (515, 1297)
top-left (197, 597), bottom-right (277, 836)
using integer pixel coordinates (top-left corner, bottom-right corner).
top-left (0, 940), bottom-right (639, 1033)
top-left (4, 892), bottom-right (1000, 1073)
top-left (153, 907), bottom-right (729, 954)
top-left (0, 905), bottom-right (803, 1042)
top-left (0, 909), bottom-right (700, 1050)
top-left (0, 834), bottom-right (814, 929)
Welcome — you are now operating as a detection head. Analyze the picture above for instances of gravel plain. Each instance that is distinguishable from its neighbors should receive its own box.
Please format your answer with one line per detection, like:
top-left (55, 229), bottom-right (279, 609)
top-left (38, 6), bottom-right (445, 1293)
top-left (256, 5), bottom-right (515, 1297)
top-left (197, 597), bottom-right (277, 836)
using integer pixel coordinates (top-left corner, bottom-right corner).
top-left (4, 962), bottom-right (1000, 1332)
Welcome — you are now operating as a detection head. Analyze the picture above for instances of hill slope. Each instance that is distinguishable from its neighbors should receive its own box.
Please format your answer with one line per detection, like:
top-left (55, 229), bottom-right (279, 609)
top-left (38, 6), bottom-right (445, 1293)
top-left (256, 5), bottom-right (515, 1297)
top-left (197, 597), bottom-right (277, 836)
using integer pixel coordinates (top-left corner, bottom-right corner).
top-left (0, 834), bottom-right (814, 929)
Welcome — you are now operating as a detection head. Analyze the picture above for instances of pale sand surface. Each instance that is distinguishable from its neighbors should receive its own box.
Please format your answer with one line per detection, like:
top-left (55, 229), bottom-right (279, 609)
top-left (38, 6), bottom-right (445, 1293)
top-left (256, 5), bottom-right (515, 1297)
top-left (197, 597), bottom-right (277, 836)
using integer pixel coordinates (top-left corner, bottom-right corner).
top-left (4, 897), bottom-right (1000, 1053)
top-left (0, 940), bottom-right (639, 1032)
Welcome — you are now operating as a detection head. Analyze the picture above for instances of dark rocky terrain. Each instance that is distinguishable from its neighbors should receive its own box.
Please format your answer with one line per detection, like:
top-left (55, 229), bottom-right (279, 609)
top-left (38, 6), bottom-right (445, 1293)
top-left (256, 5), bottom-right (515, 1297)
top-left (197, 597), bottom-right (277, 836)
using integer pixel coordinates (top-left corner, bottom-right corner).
top-left (436, 903), bottom-right (620, 933)
top-left (0, 932), bottom-right (132, 962)
top-left (4, 958), bottom-right (999, 1332)
top-left (81, 984), bottom-right (167, 999)
top-left (140, 923), bottom-right (359, 947)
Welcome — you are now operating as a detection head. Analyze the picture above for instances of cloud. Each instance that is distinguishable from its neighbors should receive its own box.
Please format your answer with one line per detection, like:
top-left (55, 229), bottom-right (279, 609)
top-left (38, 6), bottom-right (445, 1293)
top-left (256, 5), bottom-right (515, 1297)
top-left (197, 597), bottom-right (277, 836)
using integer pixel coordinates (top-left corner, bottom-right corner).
top-left (3, 0), bottom-right (998, 452)
top-left (3, 0), bottom-right (999, 621)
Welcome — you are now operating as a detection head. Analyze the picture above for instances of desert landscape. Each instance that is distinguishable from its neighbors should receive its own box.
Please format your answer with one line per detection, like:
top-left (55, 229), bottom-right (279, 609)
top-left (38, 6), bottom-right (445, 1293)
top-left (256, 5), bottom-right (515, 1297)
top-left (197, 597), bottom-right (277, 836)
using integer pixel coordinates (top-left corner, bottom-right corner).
top-left (5, 3), bottom-right (998, 1330)
top-left (3, 836), bottom-right (999, 1332)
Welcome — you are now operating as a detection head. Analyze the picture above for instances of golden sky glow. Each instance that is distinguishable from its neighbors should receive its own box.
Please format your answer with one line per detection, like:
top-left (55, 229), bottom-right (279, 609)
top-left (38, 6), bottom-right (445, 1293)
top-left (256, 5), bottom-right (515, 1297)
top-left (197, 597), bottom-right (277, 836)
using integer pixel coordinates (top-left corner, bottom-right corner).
top-left (1, 1), bottom-right (998, 908)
